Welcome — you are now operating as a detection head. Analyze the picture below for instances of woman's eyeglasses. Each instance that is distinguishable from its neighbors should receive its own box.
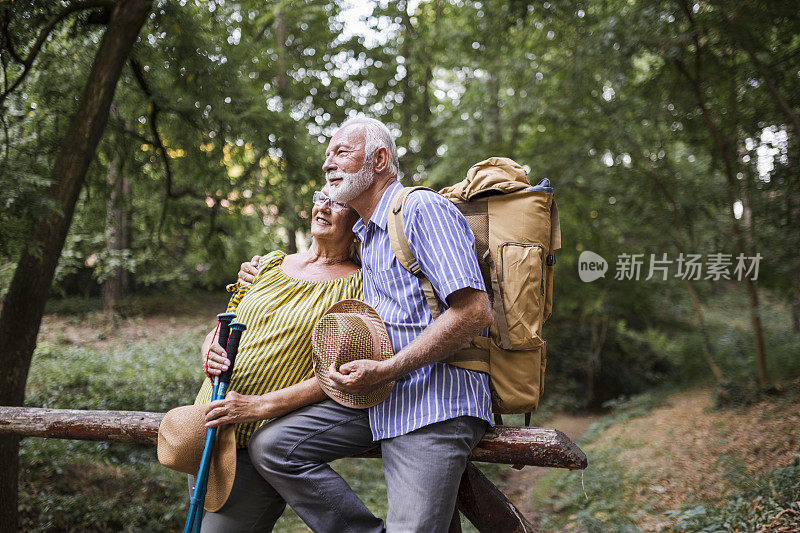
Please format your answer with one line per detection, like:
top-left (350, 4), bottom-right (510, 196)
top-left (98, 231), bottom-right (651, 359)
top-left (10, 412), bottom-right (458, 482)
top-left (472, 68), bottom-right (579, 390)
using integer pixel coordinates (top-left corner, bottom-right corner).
top-left (313, 191), bottom-right (350, 212)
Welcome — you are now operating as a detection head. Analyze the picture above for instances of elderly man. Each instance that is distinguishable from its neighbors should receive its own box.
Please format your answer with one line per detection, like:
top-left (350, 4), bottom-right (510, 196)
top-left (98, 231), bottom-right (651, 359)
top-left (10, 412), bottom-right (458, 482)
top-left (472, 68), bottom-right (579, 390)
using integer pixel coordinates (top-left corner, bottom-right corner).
top-left (247, 116), bottom-right (493, 532)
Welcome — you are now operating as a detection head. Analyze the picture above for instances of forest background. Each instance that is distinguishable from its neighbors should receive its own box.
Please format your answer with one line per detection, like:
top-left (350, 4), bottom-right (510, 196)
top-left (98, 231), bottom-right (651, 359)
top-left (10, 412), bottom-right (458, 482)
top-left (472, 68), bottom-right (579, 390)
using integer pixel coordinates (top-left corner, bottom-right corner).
top-left (1, 0), bottom-right (799, 531)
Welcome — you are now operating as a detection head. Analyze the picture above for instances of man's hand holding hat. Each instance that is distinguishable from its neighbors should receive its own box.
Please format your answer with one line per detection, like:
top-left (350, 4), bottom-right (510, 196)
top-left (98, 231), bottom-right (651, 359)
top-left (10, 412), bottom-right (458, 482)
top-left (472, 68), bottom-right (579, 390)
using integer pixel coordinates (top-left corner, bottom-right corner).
top-left (327, 359), bottom-right (393, 396)
top-left (311, 299), bottom-right (396, 409)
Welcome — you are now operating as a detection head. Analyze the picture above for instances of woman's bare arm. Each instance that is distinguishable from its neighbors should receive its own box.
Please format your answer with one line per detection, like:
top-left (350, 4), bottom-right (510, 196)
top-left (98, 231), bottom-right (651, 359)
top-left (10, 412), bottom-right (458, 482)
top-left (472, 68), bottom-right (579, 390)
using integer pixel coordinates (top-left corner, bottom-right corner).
top-left (203, 377), bottom-right (327, 428)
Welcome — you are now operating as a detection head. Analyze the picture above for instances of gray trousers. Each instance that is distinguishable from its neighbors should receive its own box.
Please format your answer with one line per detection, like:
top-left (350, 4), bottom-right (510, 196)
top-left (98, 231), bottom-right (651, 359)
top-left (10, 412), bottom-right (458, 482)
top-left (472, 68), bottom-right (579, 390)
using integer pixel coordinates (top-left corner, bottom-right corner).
top-left (244, 399), bottom-right (487, 533)
top-left (198, 449), bottom-right (286, 532)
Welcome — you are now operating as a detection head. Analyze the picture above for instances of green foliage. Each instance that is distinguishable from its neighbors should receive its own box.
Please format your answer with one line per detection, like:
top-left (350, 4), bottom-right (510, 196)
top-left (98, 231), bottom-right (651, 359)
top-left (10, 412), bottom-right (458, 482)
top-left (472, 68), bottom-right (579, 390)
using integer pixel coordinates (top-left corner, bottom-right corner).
top-left (19, 439), bottom-right (187, 532)
top-left (26, 336), bottom-right (201, 413)
top-left (666, 456), bottom-right (800, 532)
top-left (532, 449), bottom-right (642, 532)
top-left (19, 324), bottom-right (202, 530)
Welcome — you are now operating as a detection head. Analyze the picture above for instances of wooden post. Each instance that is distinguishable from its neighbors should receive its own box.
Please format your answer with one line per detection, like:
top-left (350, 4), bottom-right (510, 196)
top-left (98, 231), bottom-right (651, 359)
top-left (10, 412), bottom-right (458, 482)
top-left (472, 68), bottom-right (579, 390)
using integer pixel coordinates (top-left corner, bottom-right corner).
top-left (0, 407), bottom-right (161, 445)
top-left (457, 463), bottom-right (536, 532)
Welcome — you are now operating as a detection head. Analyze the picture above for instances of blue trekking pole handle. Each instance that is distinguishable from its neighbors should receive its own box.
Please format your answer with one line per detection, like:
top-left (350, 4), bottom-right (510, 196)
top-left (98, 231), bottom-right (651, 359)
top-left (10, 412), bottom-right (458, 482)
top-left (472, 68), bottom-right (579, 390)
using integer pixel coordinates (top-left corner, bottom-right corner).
top-left (186, 321), bottom-right (246, 533)
top-left (183, 314), bottom-right (235, 533)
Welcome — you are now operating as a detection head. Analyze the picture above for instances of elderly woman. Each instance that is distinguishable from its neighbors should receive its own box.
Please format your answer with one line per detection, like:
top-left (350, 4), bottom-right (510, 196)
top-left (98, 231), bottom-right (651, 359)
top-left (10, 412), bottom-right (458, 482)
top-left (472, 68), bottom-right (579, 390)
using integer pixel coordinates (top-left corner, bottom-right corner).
top-left (194, 185), bottom-right (362, 531)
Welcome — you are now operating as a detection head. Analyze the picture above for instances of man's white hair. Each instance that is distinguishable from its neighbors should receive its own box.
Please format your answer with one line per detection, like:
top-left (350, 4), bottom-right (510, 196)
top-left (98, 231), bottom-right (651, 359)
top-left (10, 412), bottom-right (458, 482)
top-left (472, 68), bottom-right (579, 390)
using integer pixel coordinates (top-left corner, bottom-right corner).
top-left (339, 116), bottom-right (399, 178)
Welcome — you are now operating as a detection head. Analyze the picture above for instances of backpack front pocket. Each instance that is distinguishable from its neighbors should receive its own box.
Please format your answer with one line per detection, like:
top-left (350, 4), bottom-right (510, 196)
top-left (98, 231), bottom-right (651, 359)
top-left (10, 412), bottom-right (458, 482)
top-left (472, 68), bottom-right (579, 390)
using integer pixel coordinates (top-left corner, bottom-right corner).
top-left (497, 242), bottom-right (544, 349)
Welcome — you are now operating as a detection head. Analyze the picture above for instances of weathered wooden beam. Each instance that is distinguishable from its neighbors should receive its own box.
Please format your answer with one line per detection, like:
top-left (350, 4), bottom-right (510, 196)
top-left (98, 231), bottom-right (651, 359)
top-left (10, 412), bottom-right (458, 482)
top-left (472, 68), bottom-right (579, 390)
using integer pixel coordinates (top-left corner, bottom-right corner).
top-left (0, 407), bottom-right (162, 444)
top-left (457, 462), bottom-right (537, 532)
top-left (473, 426), bottom-right (586, 469)
top-left (1, 406), bottom-right (568, 531)
top-left (0, 407), bottom-right (587, 469)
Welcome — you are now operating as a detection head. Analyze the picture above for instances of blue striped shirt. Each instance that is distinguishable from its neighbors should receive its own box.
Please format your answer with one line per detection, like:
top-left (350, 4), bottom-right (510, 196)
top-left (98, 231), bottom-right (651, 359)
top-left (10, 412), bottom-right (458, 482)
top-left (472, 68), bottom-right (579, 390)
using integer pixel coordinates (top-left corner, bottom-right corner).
top-left (353, 180), bottom-right (493, 440)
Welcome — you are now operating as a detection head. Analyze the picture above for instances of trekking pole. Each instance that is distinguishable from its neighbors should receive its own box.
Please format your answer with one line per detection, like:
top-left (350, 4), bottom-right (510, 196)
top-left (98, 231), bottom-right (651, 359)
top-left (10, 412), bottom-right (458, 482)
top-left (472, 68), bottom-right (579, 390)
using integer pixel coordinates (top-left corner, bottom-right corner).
top-left (183, 313), bottom-right (236, 533)
top-left (209, 313), bottom-right (236, 402)
top-left (185, 320), bottom-right (247, 533)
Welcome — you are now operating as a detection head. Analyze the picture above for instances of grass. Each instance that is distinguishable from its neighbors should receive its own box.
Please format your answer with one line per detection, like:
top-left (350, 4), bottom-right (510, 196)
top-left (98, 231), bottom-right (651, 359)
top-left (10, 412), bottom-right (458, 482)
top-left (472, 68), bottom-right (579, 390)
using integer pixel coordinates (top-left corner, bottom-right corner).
top-left (528, 392), bottom-right (663, 532)
top-left (666, 456), bottom-right (800, 532)
top-left (526, 382), bottom-right (800, 532)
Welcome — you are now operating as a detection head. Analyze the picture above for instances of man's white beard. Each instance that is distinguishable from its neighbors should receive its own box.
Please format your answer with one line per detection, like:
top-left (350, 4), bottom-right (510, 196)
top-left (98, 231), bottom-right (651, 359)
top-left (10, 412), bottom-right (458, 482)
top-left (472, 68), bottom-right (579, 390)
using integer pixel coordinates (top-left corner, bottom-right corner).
top-left (326, 155), bottom-right (374, 203)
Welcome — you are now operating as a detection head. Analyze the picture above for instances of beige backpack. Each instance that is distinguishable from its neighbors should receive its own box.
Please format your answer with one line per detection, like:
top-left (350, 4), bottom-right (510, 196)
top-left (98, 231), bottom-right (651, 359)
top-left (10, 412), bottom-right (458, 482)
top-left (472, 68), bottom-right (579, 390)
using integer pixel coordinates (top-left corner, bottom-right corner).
top-left (387, 157), bottom-right (561, 418)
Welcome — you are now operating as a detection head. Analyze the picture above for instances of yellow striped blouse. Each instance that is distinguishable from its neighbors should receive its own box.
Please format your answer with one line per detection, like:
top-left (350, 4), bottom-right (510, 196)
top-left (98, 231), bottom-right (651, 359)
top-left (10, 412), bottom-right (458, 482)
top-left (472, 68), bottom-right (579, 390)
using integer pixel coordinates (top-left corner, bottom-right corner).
top-left (194, 250), bottom-right (363, 447)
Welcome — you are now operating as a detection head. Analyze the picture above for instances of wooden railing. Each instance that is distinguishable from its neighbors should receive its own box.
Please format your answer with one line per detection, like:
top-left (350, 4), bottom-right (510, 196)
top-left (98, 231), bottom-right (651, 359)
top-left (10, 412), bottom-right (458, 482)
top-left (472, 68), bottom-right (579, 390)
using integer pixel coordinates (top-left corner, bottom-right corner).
top-left (0, 406), bottom-right (588, 532)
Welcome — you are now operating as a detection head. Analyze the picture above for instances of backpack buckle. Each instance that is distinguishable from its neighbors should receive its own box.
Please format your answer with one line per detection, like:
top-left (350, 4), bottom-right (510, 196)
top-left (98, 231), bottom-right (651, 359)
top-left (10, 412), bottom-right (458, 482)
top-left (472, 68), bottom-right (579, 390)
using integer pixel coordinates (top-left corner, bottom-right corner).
top-left (408, 260), bottom-right (424, 278)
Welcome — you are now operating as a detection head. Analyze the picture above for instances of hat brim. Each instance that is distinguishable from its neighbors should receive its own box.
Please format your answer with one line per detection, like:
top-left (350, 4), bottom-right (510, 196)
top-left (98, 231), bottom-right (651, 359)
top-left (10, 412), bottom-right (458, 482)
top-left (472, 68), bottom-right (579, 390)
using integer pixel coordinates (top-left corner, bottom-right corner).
top-left (157, 404), bottom-right (236, 512)
top-left (312, 299), bottom-right (395, 409)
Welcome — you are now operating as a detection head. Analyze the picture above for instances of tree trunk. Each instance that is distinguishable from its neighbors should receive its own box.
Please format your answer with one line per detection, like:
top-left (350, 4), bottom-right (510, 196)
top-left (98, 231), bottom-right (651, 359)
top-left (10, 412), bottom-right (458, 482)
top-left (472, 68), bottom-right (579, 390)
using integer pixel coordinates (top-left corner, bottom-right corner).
top-left (488, 72), bottom-right (503, 152)
top-left (586, 315), bottom-right (608, 407)
top-left (0, 0), bottom-right (151, 526)
top-left (673, 7), bottom-right (769, 387)
top-left (625, 134), bottom-right (726, 382)
top-left (419, 0), bottom-right (442, 169)
top-left (274, 7), bottom-right (300, 254)
top-left (275, 8), bottom-right (288, 97)
top-left (398, 0), bottom-right (415, 176)
top-left (655, 171), bottom-right (725, 382)
top-left (786, 129), bottom-right (800, 333)
top-left (102, 149), bottom-right (131, 314)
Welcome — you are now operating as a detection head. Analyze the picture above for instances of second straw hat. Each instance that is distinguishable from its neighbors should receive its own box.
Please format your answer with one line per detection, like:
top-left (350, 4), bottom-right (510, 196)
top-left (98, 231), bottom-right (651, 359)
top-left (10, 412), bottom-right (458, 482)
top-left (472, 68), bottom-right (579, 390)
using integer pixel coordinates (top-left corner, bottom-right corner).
top-left (157, 404), bottom-right (236, 512)
top-left (312, 299), bottom-right (395, 409)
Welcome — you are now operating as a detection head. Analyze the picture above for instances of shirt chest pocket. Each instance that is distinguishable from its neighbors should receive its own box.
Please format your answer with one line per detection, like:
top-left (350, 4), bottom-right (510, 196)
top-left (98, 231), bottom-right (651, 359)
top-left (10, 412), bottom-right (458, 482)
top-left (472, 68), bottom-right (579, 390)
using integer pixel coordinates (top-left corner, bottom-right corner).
top-left (364, 261), bottom-right (416, 300)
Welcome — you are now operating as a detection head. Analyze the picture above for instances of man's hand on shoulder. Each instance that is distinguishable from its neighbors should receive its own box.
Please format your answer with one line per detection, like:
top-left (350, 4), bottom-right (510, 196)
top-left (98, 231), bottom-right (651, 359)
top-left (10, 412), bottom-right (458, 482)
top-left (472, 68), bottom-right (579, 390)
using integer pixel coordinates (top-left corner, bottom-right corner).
top-left (237, 255), bottom-right (261, 286)
top-left (328, 360), bottom-right (393, 395)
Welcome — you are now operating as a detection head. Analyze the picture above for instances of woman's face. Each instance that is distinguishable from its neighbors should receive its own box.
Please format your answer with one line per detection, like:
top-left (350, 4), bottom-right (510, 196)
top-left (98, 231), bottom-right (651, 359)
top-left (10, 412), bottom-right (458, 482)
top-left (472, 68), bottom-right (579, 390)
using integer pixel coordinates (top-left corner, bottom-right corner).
top-left (310, 184), bottom-right (358, 244)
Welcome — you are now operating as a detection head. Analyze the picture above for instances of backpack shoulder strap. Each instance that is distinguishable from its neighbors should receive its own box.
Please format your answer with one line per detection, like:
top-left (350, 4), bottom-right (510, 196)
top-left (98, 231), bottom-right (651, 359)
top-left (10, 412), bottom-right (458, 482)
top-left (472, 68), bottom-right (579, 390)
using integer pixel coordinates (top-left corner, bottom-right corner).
top-left (550, 199), bottom-right (561, 251)
top-left (388, 185), bottom-right (490, 375)
top-left (387, 186), bottom-right (441, 320)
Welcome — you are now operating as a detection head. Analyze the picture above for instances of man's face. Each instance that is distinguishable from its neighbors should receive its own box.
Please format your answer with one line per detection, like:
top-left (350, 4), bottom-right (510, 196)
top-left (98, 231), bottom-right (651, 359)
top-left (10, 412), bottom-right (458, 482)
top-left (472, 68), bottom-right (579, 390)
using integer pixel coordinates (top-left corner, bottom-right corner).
top-left (323, 126), bottom-right (374, 203)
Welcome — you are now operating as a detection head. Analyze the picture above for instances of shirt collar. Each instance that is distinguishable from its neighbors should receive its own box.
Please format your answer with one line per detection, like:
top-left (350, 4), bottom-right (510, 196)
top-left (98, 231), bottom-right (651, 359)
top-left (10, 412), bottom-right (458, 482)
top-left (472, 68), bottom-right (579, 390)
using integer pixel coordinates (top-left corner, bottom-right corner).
top-left (352, 180), bottom-right (403, 239)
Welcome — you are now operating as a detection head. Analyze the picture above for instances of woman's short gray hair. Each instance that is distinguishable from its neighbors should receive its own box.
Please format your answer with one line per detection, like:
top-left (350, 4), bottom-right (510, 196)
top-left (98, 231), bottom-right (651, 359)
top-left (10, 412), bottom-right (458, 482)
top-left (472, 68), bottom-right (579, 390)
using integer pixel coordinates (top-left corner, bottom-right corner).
top-left (339, 116), bottom-right (399, 178)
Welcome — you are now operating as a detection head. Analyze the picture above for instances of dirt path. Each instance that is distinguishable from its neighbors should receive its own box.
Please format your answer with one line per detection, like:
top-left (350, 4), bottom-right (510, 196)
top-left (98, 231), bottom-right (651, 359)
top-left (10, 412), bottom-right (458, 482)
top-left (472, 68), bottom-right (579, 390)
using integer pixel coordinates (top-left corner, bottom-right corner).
top-left (37, 294), bottom-right (228, 351)
top-left (502, 413), bottom-right (599, 517)
top-left (505, 387), bottom-right (800, 531)
top-left (592, 387), bottom-right (800, 531)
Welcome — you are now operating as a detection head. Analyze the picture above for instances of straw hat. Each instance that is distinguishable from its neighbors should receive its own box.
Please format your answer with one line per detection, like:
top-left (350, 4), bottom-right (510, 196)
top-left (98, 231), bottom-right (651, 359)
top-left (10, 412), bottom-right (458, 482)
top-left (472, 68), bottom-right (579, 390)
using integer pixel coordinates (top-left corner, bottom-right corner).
top-left (157, 404), bottom-right (236, 512)
top-left (312, 299), bottom-right (395, 409)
